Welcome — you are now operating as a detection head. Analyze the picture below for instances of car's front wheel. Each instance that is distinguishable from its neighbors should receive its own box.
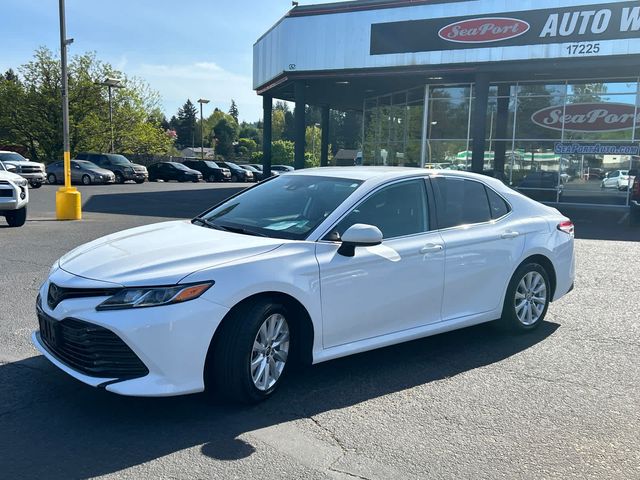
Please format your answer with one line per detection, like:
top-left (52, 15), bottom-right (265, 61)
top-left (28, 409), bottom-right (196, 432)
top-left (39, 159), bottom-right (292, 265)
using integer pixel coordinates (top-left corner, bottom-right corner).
top-left (81, 174), bottom-right (92, 185)
top-left (47, 173), bottom-right (57, 185)
top-left (500, 263), bottom-right (550, 331)
top-left (5, 206), bottom-right (27, 227)
top-left (207, 299), bottom-right (291, 404)
top-left (29, 180), bottom-right (42, 189)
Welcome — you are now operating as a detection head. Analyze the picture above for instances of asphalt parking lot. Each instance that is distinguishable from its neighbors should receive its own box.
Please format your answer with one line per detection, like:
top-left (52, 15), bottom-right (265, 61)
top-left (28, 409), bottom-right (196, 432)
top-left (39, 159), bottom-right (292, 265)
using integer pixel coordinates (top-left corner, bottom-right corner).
top-left (1, 182), bottom-right (639, 479)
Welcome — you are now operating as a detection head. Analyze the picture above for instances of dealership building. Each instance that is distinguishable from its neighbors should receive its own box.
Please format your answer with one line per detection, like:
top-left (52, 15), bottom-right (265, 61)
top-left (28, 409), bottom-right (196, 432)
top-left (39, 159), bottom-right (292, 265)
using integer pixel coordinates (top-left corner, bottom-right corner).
top-left (254, 0), bottom-right (640, 206)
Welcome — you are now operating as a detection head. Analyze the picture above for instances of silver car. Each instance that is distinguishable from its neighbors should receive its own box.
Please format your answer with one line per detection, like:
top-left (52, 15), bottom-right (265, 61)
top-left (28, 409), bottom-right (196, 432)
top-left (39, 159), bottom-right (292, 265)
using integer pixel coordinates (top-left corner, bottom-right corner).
top-left (46, 160), bottom-right (116, 185)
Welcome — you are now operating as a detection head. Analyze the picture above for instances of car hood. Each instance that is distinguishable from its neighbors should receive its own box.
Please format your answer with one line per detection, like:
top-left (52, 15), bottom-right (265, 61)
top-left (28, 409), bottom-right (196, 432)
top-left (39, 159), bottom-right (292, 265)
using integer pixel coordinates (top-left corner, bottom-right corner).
top-left (131, 163), bottom-right (147, 171)
top-left (58, 220), bottom-right (286, 286)
top-left (0, 170), bottom-right (24, 182)
top-left (85, 166), bottom-right (114, 176)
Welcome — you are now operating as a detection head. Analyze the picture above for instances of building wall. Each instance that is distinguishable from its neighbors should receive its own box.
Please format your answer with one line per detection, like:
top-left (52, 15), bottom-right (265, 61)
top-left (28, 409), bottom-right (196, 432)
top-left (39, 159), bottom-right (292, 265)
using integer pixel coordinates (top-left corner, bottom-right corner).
top-left (254, 0), bottom-right (640, 89)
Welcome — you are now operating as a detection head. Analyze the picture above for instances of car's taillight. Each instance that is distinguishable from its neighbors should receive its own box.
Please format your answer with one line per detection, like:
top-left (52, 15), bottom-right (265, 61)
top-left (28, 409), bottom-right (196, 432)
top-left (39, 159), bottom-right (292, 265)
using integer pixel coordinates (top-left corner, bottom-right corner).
top-left (557, 220), bottom-right (574, 235)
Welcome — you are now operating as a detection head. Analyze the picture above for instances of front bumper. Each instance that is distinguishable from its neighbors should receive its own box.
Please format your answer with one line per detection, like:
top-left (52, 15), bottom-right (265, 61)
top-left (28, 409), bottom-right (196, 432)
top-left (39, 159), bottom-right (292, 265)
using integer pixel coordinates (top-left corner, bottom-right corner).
top-left (124, 171), bottom-right (148, 181)
top-left (32, 274), bottom-right (230, 397)
top-left (0, 186), bottom-right (28, 211)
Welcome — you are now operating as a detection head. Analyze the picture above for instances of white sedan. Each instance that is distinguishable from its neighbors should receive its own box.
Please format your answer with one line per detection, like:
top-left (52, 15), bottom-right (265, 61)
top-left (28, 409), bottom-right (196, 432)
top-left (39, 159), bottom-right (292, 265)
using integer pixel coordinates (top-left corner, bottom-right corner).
top-left (33, 168), bottom-right (575, 403)
top-left (601, 170), bottom-right (631, 191)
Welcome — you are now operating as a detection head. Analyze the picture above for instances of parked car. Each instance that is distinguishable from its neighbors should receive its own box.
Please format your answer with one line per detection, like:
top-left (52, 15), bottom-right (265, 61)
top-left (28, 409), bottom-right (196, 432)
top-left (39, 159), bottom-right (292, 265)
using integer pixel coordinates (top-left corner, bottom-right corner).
top-left (248, 163), bottom-right (281, 180)
top-left (148, 162), bottom-right (203, 182)
top-left (586, 167), bottom-right (606, 180)
top-left (46, 160), bottom-right (115, 185)
top-left (0, 160), bottom-right (28, 227)
top-left (0, 151), bottom-right (46, 188)
top-left (271, 164), bottom-right (294, 173)
top-left (601, 170), bottom-right (631, 191)
top-left (33, 168), bottom-right (575, 404)
top-left (183, 159), bottom-right (231, 182)
top-left (75, 152), bottom-right (148, 184)
top-left (630, 170), bottom-right (640, 224)
top-left (216, 161), bottom-right (253, 182)
top-left (240, 165), bottom-right (261, 182)
top-left (516, 171), bottom-right (563, 202)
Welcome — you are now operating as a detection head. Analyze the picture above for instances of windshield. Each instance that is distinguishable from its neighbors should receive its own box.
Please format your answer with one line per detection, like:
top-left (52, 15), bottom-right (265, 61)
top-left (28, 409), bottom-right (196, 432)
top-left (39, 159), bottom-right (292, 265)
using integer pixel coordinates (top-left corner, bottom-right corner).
top-left (198, 175), bottom-right (363, 240)
top-left (76, 160), bottom-right (100, 168)
top-left (0, 152), bottom-right (26, 163)
top-left (106, 154), bottom-right (132, 166)
top-left (172, 162), bottom-right (191, 171)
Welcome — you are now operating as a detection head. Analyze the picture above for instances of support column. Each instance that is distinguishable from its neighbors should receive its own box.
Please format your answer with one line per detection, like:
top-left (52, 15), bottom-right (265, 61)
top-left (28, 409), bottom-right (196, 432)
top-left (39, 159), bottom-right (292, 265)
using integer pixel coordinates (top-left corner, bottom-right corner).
top-left (471, 73), bottom-right (490, 173)
top-left (294, 81), bottom-right (306, 170)
top-left (320, 106), bottom-right (330, 167)
top-left (493, 84), bottom-right (511, 178)
top-left (262, 95), bottom-right (272, 178)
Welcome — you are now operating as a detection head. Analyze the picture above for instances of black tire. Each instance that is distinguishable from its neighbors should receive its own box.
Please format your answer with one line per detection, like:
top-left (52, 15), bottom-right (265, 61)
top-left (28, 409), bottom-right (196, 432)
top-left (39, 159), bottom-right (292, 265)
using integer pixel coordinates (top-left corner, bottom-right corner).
top-left (135, 179), bottom-right (145, 184)
top-left (207, 175), bottom-right (216, 183)
top-left (500, 262), bottom-right (551, 332)
top-left (30, 181), bottom-right (42, 189)
top-left (207, 299), bottom-right (292, 404)
top-left (231, 174), bottom-right (238, 182)
top-left (81, 174), bottom-right (91, 185)
top-left (115, 172), bottom-right (125, 184)
top-left (47, 173), bottom-right (57, 185)
top-left (5, 206), bottom-right (27, 227)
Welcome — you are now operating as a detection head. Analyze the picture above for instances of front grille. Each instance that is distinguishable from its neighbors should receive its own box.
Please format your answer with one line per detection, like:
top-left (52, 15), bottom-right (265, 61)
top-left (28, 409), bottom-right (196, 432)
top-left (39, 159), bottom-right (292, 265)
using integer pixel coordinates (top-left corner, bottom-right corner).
top-left (37, 307), bottom-right (149, 379)
top-left (20, 166), bottom-right (43, 173)
top-left (0, 189), bottom-right (12, 198)
top-left (47, 282), bottom-right (120, 310)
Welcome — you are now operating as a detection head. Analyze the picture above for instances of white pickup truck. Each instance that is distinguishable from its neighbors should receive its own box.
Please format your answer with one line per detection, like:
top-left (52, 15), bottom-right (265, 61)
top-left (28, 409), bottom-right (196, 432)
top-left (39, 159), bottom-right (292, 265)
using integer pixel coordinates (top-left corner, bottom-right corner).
top-left (0, 151), bottom-right (46, 188)
top-left (0, 160), bottom-right (29, 227)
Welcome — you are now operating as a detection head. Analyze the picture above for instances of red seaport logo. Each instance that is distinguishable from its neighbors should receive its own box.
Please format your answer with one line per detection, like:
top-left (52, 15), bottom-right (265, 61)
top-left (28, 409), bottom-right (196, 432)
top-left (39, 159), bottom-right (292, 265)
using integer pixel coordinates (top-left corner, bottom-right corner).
top-left (531, 103), bottom-right (639, 132)
top-left (438, 17), bottom-right (530, 43)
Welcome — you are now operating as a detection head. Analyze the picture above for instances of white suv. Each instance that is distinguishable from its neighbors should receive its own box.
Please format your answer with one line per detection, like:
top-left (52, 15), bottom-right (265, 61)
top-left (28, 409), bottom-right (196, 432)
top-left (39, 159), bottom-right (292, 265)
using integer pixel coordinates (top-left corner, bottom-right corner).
top-left (0, 151), bottom-right (46, 188)
top-left (0, 161), bottom-right (29, 227)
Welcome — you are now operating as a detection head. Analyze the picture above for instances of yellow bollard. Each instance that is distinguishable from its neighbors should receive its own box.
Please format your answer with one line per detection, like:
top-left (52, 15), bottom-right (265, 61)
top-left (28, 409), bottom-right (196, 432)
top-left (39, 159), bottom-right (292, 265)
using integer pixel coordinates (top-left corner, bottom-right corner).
top-left (56, 151), bottom-right (82, 220)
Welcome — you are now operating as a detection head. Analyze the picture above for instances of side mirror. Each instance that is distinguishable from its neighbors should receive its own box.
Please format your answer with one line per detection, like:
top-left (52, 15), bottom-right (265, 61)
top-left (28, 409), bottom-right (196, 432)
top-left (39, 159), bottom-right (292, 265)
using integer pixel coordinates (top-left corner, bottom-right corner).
top-left (6, 164), bottom-right (17, 173)
top-left (337, 223), bottom-right (383, 257)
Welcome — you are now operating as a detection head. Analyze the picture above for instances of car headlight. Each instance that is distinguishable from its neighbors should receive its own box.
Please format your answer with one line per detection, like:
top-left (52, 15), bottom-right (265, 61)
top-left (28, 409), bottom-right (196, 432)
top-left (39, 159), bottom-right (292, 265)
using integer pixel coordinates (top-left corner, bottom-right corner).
top-left (49, 260), bottom-right (60, 276)
top-left (96, 282), bottom-right (213, 311)
top-left (15, 178), bottom-right (28, 187)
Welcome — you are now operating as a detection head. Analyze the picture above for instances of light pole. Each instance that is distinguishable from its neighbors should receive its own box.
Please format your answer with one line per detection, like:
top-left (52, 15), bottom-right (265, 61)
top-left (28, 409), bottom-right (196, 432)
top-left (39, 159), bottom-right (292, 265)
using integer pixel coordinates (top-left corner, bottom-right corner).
top-left (197, 99), bottom-right (210, 159)
top-left (312, 123), bottom-right (320, 163)
top-left (56, 0), bottom-right (81, 220)
top-left (96, 77), bottom-right (123, 153)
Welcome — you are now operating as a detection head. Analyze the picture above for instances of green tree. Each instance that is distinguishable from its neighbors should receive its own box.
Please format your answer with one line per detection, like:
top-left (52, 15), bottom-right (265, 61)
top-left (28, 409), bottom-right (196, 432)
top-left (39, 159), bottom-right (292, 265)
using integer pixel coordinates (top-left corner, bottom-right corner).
top-left (175, 99), bottom-right (197, 148)
top-left (272, 140), bottom-right (294, 165)
top-left (228, 99), bottom-right (239, 123)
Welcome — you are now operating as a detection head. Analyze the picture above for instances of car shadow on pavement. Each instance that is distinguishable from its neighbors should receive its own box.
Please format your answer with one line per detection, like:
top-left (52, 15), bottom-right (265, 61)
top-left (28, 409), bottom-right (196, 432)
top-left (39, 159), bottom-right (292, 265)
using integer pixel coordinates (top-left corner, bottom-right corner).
top-left (1, 321), bottom-right (558, 479)
top-left (82, 186), bottom-right (245, 218)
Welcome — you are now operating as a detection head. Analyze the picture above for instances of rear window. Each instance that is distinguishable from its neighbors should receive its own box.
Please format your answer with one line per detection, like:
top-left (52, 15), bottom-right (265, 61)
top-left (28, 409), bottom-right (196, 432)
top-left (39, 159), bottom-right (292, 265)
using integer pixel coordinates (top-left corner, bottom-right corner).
top-left (486, 188), bottom-right (510, 219)
top-left (433, 177), bottom-right (492, 228)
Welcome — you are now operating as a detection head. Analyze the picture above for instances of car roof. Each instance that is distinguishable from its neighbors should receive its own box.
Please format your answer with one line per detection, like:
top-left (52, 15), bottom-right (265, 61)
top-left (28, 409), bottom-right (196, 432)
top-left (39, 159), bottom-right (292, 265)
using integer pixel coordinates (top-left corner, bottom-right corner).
top-left (286, 166), bottom-right (491, 182)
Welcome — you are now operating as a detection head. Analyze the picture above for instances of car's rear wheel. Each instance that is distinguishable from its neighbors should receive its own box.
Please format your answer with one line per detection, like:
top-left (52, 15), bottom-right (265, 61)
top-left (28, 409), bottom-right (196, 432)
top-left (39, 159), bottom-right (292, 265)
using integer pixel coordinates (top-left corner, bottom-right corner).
top-left (135, 179), bottom-right (145, 184)
top-left (500, 263), bottom-right (550, 331)
top-left (207, 175), bottom-right (216, 183)
top-left (47, 173), bottom-right (57, 185)
top-left (5, 206), bottom-right (27, 227)
top-left (231, 174), bottom-right (238, 182)
top-left (207, 299), bottom-right (291, 404)
top-left (81, 174), bottom-right (91, 185)
top-left (115, 172), bottom-right (125, 184)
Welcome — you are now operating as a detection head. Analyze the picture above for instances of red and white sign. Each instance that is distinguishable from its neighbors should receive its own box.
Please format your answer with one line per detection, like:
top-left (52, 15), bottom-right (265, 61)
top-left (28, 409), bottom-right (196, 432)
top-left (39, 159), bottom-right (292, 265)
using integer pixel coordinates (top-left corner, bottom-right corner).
top-left (438, 17), bottom-right (530, 44)
top-left (531, 103), bottom-right (639, 132)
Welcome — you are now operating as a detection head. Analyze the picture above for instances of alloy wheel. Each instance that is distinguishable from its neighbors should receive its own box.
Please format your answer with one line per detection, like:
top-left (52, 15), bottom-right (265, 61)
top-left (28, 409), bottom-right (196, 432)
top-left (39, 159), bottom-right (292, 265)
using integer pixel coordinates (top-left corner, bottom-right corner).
top-left (250, 313), bottom-right (290, 391)
top-left (514, 271), bottom-right (547, 326)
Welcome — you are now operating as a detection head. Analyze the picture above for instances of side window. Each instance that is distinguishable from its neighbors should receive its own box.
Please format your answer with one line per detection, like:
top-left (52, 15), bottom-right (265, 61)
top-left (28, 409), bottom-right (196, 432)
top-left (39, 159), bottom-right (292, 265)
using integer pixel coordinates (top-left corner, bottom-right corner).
top-left (433, 177), bottom-right (492, 228)
top-left (486, 187), bottom-right (510, 219)
top-left (332, 179), bottom-right (428, 239)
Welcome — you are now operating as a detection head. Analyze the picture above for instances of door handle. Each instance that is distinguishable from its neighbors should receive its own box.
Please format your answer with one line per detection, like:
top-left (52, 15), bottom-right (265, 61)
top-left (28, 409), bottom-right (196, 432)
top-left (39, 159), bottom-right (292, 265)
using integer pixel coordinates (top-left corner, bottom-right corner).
top-left (501, 231), bottom-right (520, 239)
top-left (420, 244), bottom-right (444, 254)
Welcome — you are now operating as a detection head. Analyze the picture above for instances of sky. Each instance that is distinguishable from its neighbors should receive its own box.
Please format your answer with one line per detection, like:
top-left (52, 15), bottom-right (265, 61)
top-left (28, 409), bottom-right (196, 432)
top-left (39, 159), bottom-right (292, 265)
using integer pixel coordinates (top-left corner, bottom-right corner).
top-left (0, 0), bottom-right (343, 123)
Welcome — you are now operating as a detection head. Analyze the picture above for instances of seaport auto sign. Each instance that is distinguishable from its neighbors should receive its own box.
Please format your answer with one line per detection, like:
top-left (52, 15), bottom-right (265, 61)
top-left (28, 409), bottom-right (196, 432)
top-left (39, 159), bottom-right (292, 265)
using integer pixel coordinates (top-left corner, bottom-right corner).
top-left (371, 1), bottom-right (640, 54)
top-left (532, 103), bottom-right (639, 132)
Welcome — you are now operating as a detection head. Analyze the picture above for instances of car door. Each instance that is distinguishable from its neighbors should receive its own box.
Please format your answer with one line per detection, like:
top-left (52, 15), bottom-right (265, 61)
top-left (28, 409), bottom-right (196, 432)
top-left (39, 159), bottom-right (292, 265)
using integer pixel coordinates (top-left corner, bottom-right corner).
top-left (432, 176), bottom-right (526, 321)
top-left (70, 161), bottom-right (83, 183)
top-left (604, 170), bottom-right (619, 188)
top-left (316, 178), bottom-right (445, 349)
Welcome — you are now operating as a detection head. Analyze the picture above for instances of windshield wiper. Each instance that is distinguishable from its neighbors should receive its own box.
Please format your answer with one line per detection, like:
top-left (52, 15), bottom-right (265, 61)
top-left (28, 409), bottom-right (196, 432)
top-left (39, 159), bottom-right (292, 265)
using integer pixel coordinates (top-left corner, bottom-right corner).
top-left (192, 218), bottom-right (268, 237)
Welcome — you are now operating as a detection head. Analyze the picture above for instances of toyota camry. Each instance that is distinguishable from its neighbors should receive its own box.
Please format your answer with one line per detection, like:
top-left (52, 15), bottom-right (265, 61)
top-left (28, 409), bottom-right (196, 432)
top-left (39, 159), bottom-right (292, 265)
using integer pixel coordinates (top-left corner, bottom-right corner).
top-left (33, 167), bottom-right (575, 403)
